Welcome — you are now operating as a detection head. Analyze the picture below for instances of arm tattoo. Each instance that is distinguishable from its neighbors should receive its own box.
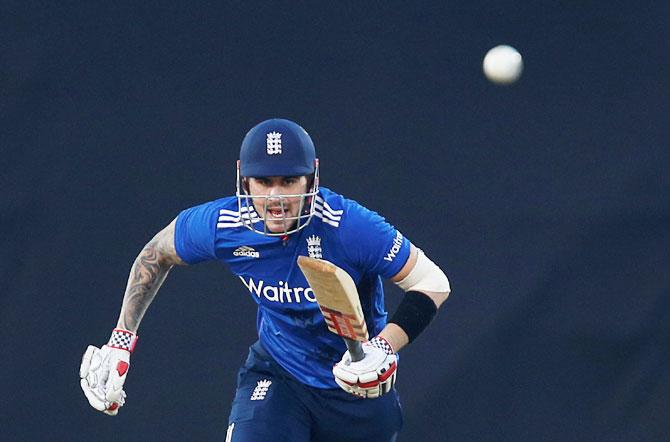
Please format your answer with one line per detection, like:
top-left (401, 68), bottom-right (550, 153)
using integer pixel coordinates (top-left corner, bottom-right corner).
top-left (117, 220), bottom-right (184, 332)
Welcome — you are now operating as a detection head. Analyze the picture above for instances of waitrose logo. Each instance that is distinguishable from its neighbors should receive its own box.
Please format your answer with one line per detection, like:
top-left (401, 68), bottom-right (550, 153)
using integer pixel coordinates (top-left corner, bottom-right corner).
top-left (239, 277), bottom-right (317, 304)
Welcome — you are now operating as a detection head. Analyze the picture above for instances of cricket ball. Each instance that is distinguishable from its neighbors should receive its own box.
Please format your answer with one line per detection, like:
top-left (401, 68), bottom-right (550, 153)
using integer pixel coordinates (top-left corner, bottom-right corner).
top-left (483, 45), bottom-right (523, 85)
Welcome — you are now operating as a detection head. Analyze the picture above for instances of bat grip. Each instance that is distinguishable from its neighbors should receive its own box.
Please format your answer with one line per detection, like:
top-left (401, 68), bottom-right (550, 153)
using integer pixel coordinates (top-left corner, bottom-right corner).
top-left (344, 338), bottom-right (365, 362)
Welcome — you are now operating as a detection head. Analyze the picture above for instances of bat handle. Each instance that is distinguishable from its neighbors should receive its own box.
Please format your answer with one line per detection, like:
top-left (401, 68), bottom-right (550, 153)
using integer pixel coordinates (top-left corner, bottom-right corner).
top-left (344, 338), bottom-right (365, 362)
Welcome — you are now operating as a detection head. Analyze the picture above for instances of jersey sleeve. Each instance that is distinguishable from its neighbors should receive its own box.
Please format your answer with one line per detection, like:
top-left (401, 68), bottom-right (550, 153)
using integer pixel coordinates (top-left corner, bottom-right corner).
top-left (339, 200), bottom-right (411, 279)
top-left (174, 201), bottom-right (219, 264)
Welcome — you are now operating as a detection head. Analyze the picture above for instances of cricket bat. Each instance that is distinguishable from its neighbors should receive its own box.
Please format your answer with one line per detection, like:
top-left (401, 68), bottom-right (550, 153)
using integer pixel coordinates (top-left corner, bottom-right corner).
top-left (297, 256), bottom-right (368, 362)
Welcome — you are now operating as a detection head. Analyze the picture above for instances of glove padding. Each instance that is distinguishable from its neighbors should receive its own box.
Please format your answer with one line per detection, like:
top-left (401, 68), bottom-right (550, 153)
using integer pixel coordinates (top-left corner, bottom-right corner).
top-left (333, 336), bottom-right (397, 399)
top-left (79, 329), bottom-right (136, 416)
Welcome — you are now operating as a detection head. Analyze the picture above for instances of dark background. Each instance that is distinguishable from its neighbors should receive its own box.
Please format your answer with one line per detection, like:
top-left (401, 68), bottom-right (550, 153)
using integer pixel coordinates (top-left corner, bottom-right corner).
top-left (2, 1), bottom-right (668, 441)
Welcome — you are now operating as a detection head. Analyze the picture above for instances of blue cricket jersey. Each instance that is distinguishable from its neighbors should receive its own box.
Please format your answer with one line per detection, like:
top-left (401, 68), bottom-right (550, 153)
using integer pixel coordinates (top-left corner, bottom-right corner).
top-left (174, 187), bottom-right (411, 389)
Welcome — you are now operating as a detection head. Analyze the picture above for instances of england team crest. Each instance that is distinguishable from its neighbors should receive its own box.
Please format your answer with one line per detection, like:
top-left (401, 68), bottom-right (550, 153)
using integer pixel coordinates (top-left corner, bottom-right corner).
top-left (307, 235), bottom-right (322, 259)
top-left (266, 131), bottom-right (282, 155)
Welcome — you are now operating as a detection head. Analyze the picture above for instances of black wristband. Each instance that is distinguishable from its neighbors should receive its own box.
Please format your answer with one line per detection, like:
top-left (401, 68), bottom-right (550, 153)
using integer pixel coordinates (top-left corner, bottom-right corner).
top-left (388, 291), bottom-right (438, 343)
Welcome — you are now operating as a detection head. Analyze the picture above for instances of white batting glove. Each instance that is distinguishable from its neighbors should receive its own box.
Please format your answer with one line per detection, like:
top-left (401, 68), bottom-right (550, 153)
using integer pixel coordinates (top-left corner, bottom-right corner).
top-left (333, 336), bottom-right (397, 399)
top-left (80, 329), bottom-right (137, 416)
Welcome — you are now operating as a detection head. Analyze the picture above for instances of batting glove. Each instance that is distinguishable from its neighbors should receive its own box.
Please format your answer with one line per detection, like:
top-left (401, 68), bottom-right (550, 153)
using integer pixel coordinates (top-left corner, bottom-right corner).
top-left (79, 328), bottom-right (137, 416)
top-left (333, 336), bottom-right (397, 399)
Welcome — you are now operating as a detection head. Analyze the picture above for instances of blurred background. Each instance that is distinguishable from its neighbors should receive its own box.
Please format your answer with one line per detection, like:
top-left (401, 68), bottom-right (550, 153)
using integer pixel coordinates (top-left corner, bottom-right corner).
top-left (2, 1), bottom-right (668, 440)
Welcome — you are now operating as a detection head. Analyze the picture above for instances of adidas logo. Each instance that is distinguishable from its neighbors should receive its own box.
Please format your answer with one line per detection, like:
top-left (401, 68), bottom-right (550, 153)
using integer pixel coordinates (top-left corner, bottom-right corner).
top-left (250, 379), bottom-right (272, 400)
top-left (233, 246), bottom-right (260, 258)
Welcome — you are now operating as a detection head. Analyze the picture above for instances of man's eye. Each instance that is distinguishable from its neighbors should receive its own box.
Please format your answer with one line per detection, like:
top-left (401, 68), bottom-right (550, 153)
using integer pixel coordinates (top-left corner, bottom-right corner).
top-left (284, 178), bottom-right (297, 185)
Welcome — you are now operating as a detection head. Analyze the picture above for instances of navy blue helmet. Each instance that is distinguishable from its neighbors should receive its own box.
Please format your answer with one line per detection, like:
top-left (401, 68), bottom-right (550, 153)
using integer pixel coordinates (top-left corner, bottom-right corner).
top-left (236, 118), bottom-right (320, 236)
top-left (239, 118), bottom-right (316, 177)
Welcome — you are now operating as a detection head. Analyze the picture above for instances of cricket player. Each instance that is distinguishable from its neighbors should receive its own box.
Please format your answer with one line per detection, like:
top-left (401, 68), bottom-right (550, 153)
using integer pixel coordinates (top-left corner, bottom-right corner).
top-left (80, 118), bottom-right (451, 441)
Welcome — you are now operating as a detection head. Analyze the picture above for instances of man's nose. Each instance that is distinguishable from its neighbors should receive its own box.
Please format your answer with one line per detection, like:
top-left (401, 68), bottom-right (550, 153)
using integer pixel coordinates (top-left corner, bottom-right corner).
top-left (268, 186), bottom-right (283, 198)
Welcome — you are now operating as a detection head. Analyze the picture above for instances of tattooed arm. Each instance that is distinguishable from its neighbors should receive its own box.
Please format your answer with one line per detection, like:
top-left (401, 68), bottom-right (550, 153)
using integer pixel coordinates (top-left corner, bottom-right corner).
top-left (116, 218), bottom-right (186, 333)
top-left (80, 218), bottom-right (187, 415)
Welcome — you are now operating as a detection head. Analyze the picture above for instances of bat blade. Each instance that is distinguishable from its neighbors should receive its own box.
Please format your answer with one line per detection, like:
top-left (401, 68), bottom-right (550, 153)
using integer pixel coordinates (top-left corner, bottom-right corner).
top-left (297, 256), bottom-right (368, 361)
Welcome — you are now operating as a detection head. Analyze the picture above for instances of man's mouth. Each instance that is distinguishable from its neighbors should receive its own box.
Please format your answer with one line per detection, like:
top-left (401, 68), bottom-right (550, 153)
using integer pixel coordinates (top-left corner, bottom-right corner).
top-left (267, 207), bottom-right (287, 219)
